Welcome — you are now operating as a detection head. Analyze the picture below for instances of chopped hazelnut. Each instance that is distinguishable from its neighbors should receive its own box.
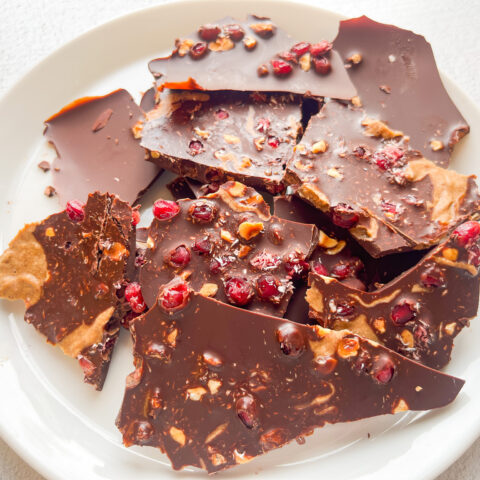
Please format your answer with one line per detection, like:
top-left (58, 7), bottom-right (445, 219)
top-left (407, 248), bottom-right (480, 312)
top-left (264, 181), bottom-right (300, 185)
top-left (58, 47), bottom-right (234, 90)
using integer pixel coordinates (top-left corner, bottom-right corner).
top-left (442, 247), bottom-right (458, 262)
top-left (373, 317), bottom-right (386, 334)
top-left (249, 22), bottom-right (276, 38)
top-left (430, 140), bottom-right (444, 151)
top-left (444, 322), bottom-right (456, 335)
top-left (194, 127), bottom-right (210, 139)
top-left (400, 329), bottom-right (414, 348)
top-left (311, 140), bottom-right (328, 154)
top-left (186, 386), bottom-right (207, 401)
top-left (45, 227), bottom-right (55, 237)
top-left (209, 36), bottom-right (234, 52)
top-left (176, 39), bottom-right (195, 56)
top-left (208, 379), bottom-right (222, 394)
top-left (347, 53), bottom-right (362, 64)
top-left (169, 426), bottom-right (186, 446)
top-left (223, 134), bottom-right (240, 144)
top-left (199, 283), bottom-right (218, 297)
top-left (132, 121), bottom-right (143, 139)
top-left (318, 230), bottom-right (338, 249)
top-left (220, 229), bottom-right (235, 243)
top-left (243, 36), bottom-right (257, 50)
top-left (254, 136), bottom-right (266, 151)
top-left (238, 244), bottom-right (252, 258)
top-left (299, 53), bottom-right (311, 71)
top-left (238, 221), bottom-right (264, 240)
top-left (351, 96), bottom-right (362, 107)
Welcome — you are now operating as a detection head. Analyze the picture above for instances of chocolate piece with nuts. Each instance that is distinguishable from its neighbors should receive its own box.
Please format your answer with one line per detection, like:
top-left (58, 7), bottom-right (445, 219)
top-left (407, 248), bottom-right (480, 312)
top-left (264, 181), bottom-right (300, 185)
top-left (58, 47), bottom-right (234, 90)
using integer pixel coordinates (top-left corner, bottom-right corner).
top-left (140, 90), bottom-right (302, 194)
top-left (139, 181), bottom-right (318, 317)
top-left (284, 101), bottom-right (480, 257)
top-left (307, 220), bottom-right (480, 369)
top-left (333, 16), bottom-right (469, 166)
top-left (116, 287), bottom-right (464, 473)
top-left (45, 89), bottom-right (162, 205)
top-left (149, 15), bottom-right (356, 99)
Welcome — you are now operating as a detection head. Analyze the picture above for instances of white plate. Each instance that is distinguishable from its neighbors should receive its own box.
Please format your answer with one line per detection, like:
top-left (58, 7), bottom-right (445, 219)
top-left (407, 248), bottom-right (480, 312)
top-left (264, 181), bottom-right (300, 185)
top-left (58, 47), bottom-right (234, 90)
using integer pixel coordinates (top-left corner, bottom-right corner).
top-left (0, 1), bottom-right (479, 479)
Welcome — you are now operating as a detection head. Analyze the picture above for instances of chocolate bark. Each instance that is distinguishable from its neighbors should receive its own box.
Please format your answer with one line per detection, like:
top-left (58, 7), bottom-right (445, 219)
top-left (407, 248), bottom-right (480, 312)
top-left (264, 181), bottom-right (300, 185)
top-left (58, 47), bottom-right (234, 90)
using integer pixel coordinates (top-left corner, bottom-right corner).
top-left (45, 89), bottom-right (162, 205)
top-left (284, 101), bottom-right (480, 257)
top-left (139, 181), bottom-right (318, 317)
top-left (307, 220), bottom-right (480, 369)
top-left (333, 16), bottom-right (469, 166)
top-left (0, 193), bottom-right (134, 389)
top-left (140, 90), bottom-right (302, 194)
top-left (116, 287), bottom-right (464, 473)
top-left (149, 15), bottom-right (356, 99)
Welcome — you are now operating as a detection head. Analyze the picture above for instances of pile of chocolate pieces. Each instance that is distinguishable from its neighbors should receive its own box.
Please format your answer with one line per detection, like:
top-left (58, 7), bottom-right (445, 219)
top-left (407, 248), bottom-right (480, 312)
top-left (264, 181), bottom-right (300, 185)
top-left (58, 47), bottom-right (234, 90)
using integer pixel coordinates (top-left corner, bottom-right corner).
top-left (1, 15), bottom-right (479, 473)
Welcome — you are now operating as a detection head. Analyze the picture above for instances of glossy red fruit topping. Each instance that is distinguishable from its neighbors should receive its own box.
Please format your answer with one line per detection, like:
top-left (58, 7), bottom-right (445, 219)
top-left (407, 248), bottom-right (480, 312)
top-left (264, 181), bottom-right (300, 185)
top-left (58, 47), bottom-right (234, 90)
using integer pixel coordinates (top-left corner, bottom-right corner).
top-left (468, 244), bottom-right (480, 267)
top-left (267, 136), bottom-right (280, 148)
top-left (256, 274), bottom-right (281, 302)
top-left (250, 250), bottom-right (281, 271)
top-left (224, 277), bottom-right (253, 306)
top-left (331, 203), bottom-right (359, 229)
top-left (188, 139), bottom-right (204, 156)
top-left (270, 59), bottom-right (293, 76)
top-left (278, 51), bottom-right (298, 63)
top-left (372, 145), bottom-right (404, 170)
top-left (310, 40), bottom-right (332, 57)
top-left (276, 323), bottom-right (305, 357)
top-left (420, 266), bottom-right (446, 288)
top-left (153, 199), bottom-right (180, 221)
top-left (256, 117), bottom-right (270, 133)
top-left (330, 259), bottom-right (363, 280)
top-left (159, 281), bottom-right (189, 311)
top-left (391, 300), bottom-right (416, 326)
top-left (168, 245), bottom-right (191, 268)
top-left (209, 255), bottom-right (235, 274)
top-left (125, 282), bottom-right (147, 313)
top-left (193, 237), bottom-right (212, 255)
top-left (373, 357), bottom-right (395, 384)
top-left (284, 252), bottom-right (310, 279)
top-left (223, 23), bottom-right (245, 41)
top-left (290, 41), bottom-right (310, 57)
top-left (215, 108), bottom-right (229, 120)
top-left (313, 56), bottom-right (331, 75)
top-left (312, 261), bottom-right (328, 276)
top-left (236, 395), bottom-right (258, 428)
top-left (78, 356), bottom-right (95, 377)
top-left (453, 221), bottom-right (480, 247)
top-left (66, 200), bottom-right (85, 222)
top-left (189, 42), bottom-right (208, 59)
top-left (131, 210), bottom-right (141, 226)
top-left (198, 24), bottom-right (221, 41)
top-left (188, 201), bottom-right (217, 223)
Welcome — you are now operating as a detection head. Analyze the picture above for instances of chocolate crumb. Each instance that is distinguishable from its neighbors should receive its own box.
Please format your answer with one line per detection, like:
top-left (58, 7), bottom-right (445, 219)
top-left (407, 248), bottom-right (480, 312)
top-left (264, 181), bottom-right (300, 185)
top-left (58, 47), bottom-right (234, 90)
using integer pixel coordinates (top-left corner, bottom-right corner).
top-left (44, 186), bottom-right (57, 197)
top-left (38, 161), bottom-right (51, 172)
top-left (379, 85), bottom-right (391, 94)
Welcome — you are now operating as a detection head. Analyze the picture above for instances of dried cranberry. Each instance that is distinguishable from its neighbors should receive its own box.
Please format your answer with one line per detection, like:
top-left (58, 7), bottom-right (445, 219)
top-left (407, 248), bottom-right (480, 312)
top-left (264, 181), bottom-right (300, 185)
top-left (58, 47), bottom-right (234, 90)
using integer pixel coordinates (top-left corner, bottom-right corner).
top-left (313, 56), bottom-right (331, 75)
top-left (267, 136), bottom-right (280, 148)
top-left (153, 199), bottom-right (180, 221)
top-left (189, 42), bottom-right (208, 59)
top-left (159, 281), bottom-right (189, 311)
top-left (372, 356), bottom-right (395, 384)
top-left (256, 274), bottom-right (281, 302)
top-left (420, 265), bottom-right (446, 288)
top-left (66, 200), bottom-right (85, 222)
top-left (250, 250), bottom-right (281, 271)
top-left (336, 301), bottom-right (355, 316)
top-left (125, 282), bottom-right (146, 314)
top-left (78, 356), bottom-right (95, 377)
top-left (330, 259), bottom-right (363, 280)
top-left (209, 255), bottom-right (235, 274)
top-left (223, 23), bottom-right (245, 41)
top-left (453, 221), bottom-right (480, 247)
top-left (132, 210), bottom-right (141, 226)
top-left (290, 41), bottom-right (310, 57)
top-left (256, 117), bottom-right (270, 133)
top-left (188, 139), bottom-right (204, 156)
top-left (469, 244), bottom-right (480, 267)
top-left (276, 323), bottom-right (305, 357)
top-left (312, 261), bottom-right (328, 276)
top-left (168, 245), bottom-right (191, 268)
top-left (224, 277), bottom-right (253, 306)
top-left (310, 40), bottom-right (332, 57)
top-left (391, 300), bottom-right (416, 326)
top-left (270, 59), bottom-right (293, 76)
top-left (331, 203), bottom-right (359, 229)
top-left (372, 145), bottom-right (404, 170)
top-left (215, 108), bottom-right (229, 120)
top-left (236, 395), bottom-right (258, 428)
top-left (193, 236), bottom-right (212, 255)
top-left (198, 24), bottom-right (221, 41)
top-left (284, 252), bottom-right (310, 279)
top-left (188, 201), bottom-right (217, 223)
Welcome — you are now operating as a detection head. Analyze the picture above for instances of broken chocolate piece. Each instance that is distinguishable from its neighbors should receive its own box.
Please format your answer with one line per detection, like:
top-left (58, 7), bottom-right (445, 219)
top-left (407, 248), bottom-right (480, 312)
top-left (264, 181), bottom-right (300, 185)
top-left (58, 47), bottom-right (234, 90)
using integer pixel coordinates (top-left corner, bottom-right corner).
top-left (333, 16), bottom-right (469, 166)
top-left (140, 87), bottom-right (157, 112)
top-left (284, 101), bottom-right (480, 257)
top-left (149, 15), bottom-right (356, 99)
top-left (139, 181), bottom-right (318, 316)
top-left (307, 220), bottom-right (480, 369)
top-left (140, 90), bottom-right (302, 194)
top-left (38, 160), bottom-right (51, 172)
top-left (45, 89), bottom-right (162, 205)
top-left (0, 192), bottom-right (133, 389)
top-left (116, 288), bottom-right (464, 473)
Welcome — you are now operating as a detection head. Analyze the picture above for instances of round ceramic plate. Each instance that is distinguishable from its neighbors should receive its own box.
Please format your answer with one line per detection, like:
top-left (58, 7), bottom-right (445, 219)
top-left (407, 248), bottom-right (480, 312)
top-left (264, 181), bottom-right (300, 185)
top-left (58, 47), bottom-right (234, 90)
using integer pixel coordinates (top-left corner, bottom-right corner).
top-left (0, 1), bottom-right (479, 479)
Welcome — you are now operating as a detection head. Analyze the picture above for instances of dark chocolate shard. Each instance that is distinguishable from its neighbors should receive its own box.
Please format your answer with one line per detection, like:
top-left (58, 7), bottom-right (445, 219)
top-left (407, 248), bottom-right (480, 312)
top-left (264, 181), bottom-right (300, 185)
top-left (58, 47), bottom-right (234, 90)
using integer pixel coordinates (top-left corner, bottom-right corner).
top-left (149, 15), bottom-right (356, 99)
top-left (44, 89), bottom-right (162, 206)
top-left (284, 101), bottom-right (480, 257)
top-left (307, 220), bottom-right (480, 369)
top-left (0, 193), bottom-right (134, 389)
top-left (116, 287), bottom-right (464, 473)
top-left (333, 16), bottom-right (469, 166)
top-left (140, 90), bottom-right (302, 194)
top-left (139, 181), bottom-right (318, 317)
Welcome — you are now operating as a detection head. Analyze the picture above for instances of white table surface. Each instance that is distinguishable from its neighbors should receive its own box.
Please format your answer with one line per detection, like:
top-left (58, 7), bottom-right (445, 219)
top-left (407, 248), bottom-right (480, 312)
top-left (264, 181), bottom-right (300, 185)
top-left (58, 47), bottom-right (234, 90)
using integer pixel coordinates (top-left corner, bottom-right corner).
top-left (0, 0), bottom-right (479, 479)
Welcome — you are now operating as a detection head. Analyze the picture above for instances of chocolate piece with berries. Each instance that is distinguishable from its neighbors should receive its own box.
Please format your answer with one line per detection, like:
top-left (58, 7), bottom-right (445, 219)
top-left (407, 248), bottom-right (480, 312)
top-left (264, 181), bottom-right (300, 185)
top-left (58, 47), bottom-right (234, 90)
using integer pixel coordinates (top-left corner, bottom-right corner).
top-left (139, 181), bottom-right (318, 317)
top-left (116, 285), bottom-right (464, 473)
top-left (0, 193), bottom-right (134, 389)
top-left (333, 16), bottom-right (469, 166)
top-left (45, 89), bottom-right (162, 205)
top-left (139, 90), bottom-right (302, 194)
top-left (284, 101), bottom-right (480, 257)
top-left (307, 220), bottom-right (480, 369)
top-left (149, 15), bottom-right (356, 99)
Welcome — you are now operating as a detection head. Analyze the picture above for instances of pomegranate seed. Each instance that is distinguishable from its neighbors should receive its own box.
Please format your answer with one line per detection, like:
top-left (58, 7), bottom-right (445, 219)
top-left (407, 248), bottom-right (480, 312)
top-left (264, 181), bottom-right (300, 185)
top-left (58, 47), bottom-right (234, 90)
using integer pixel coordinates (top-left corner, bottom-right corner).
top-left (312, 261), bottom-right (328, 276)
top-left (284, 252), bottom-right (310, 279)
top-left (453, 221), bottom-right (480, 247)
top-left (267, 136), bottom-right (280, 148)
top-left (189, 42), bottom-right (208, 59)
top-left (257, 64), bottom-right (269, 77)
top-left (291, 41), bottom-right (311, 57)
top-left (78, 356), bottom-right (95, 377)
top-left (224, 277), bottom-right (253, 306)
top-left (131, 210), bottom-right (141, 226)
top-left (256, 117), bottom-right (270, 133)
top-left (209, 255), bottom-right (235, 274)
top-left (331, 259), bottom-right (363, 280)
top-left (236, 395), bottom-right (258, 428)
top-left (188, 201), bottom-right (217, 223)
top-left (336, 301), bottom-right (355, 316)
top-left (198, 24), bottom-right (221, 41)
top-left (125, 282), bottom-right (147, 313)
top-left (391, 300), bottom-right (416, 326)
top-left (188, 139), bottom-right (204, 156)
top-left (168, 245), bottom-right (191, 268)
top-left (159, 281), bottom-right (189, 311)
top-left (66, 200), bottom-right (85, 222)
top-left (256, 274), bottom-right (281, 301)
top-left (250, 250), bottom-right (281, 271)
top-left (420, 266), bottom-right (445, 288)
top-left (153, 199), bottom-right (180, 221)
top-left (310, 40), bottom-right (332, 57)
top-left (313, 56), bottom-right (331, 75)
top-left (276, 323), bottom-right (305, 357)
top-left (372, 145), bottom-right (404, 170)
top-left (215, 108), bottom-right (229, 120)
top-left (373, 357), bottom-right (395, 384)
top-left (192, 236), bottom-right (212, 255)
top-left (331, 203), bottom-right (359, 229)
top-left (270, 59), bottom-right (293, 76)
top-left (223, 23), bottom-right (245, 41)
top-left (468, 244), bottom-right (480, 267)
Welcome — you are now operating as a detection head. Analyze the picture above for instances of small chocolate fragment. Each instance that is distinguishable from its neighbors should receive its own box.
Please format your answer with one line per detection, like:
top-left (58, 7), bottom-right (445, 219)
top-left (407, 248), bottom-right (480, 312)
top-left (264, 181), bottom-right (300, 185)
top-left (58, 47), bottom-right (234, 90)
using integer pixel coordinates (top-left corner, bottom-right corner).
top-left (333, 16), bottom-right (469, 166)
top-left (149, 15), bottom-right (356, 99)
top-left (44, 186), bottom-right (56, 197)
top-left (38, 161), bottom-right (50, 172)
top-left (116, 288), bottom-right (464, 473)
top-left (0, 192), bottom-right (133, 389)
top-left (44, 89), bottom-right (162, 205)
top-left (307, 220), bottom-right (480, 369)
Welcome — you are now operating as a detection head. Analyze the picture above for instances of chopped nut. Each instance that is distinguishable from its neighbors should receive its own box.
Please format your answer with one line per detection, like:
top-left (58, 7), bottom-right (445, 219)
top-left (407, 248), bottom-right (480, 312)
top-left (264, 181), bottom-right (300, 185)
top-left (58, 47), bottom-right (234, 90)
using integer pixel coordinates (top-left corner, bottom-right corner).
top-left (214, 150), bottom-right (236, 163)
top-left (442, 247), bottom-right (458, 262)
top-left (208, 379), bottom-right (222, 394)
top-left (45, 227), bottom-right (55, 237)
top-left (199, 283), bottom-right (218, 297)
top-left (294, 143), bottom-right (307, 155)
top-left (318, 230), bottom-right (338, 249)
top-left (249, 22), bottom-right (276, 38)
top-left (166, 328), bottom-right (178, 347)
top-left (234, 449), bottom-right (253, 464)
top-left (243, 36), bottom-right (257, 50)
top-left (326, 167), bottom-right (343, 180)
top-left (444, 322), bottom-right (456, 335)
top-left (44, 186), bottom-right (56, 198)
top-left (299, 53), bottom-right (311, 71)
top-left (257, 64), bottom-right (269, 77)
top-left (430, 140), bottom-right (444, 151)
top-left (150, 150), bottom-right (160, 159)
top-left (169, 426), bottom-right (186, 446)
top-left (38, 160), bottom-right (50, 172)
top-left (311, 140), bottom-right (328, 153)
top-left (205, 423), bottom-right (228, 444)
top-left (337, 336), bottom-right (360, 358)
top-left (362, 118), bottom-right (403, 139)
top-left (238, 244), bottom-right (252, 258)
top-left (225, 181), bottom-right (246, 198)
top-left (210, 452), bottom-right (227, 466)
top-left (194, 127), bottom-right (210, 139)
top-left (220, 229), bottom-right (235, 243)
top-left (254, 136), bottom-right (266, 151)
top-left (132, 121), bottom-right (143, 139)
top-left (400, 329), bottom-right (414, 348)
top-left (238, 156), bottom-right (252, 170)
top-left (373, 317), bottom-right (386, 334)
top-left (347, 53), bottom-right (362, 64)
top-left (186, 386), bottom-right (207, 401)
top-left (324, 240), bottom-right (346, 255)
top-left (209, 36), bottom-right (234, 52)
top-left (415, 386), bottom-right (423, 392)
top-left (203, 351), bottom-right (223, 366)
top-left (392, 398), bottom-right (409, 414)
top-left (147, 236), bottom-right (155, 249)
top-left (104, 242), bottom-right (128, 261)
top-left (238, 221), bottom-right (264, 240)
top-left (223, 134), bottom-right (240, 144)
top-left (379, 85), bottom-right (391, 94)
top-left (176, 39), bottom-right (195, 56)
top-left (351, 96), bottom-right (362, 107)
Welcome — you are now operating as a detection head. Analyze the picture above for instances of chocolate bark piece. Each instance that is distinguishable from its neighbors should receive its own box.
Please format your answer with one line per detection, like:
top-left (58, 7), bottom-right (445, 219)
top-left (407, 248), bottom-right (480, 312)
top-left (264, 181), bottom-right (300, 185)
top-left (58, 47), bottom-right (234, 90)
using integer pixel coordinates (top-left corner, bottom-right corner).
top-left (140, 87), bottom-right (157, 112)
top-left (45, 89), bottom-right (162, 205)
top-left (140, 90), bottom-right (302, 194)
top-left (139, 181), bottom-right (318, 317)
top-left (149, 15), bottom-right (356, 100)
top-left (333, 16), bottom-right (469, 167)
top-left (0, 193), bottom-right (133, 389)
top-left (307, 220), bottom-right (480, 369)
top-left (116, 287), bottom-right (464, 473)
top-left (166, 176), bottom-right (202, 200)
top-left (284, 101), bottom-right (480, 258)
